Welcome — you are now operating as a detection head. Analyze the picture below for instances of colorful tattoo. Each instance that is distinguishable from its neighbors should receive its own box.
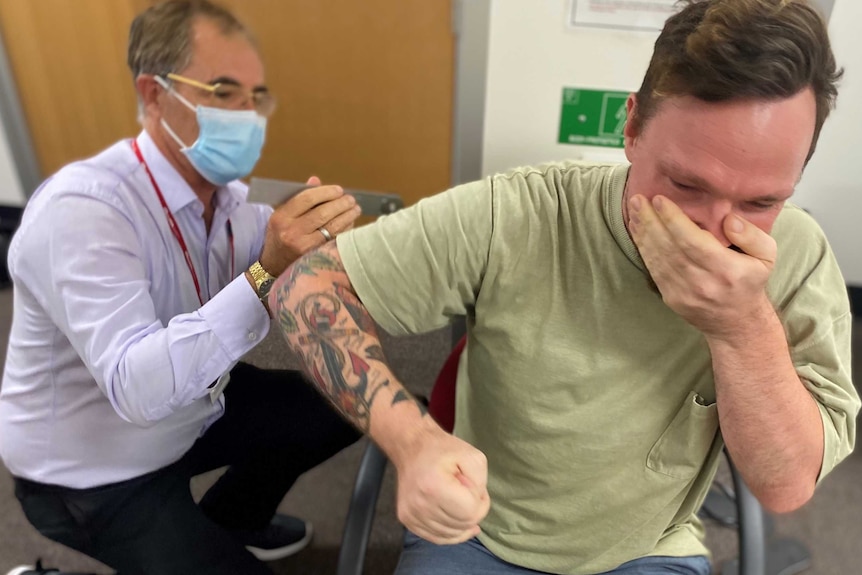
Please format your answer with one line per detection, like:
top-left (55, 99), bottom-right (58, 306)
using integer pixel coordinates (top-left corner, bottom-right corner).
top-left (277, 306), bottom-right (299, 334)
top-left (272, 243), bottom-right (426, 432)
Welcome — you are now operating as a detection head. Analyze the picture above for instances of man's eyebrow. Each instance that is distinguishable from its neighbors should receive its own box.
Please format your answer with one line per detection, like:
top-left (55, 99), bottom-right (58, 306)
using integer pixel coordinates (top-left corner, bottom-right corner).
top-left (208, 76), bottom-right (269, 93)
top-left (661, 160), bottom-right (714, 191)
top-left (660, 160), bottom-right (793, 202)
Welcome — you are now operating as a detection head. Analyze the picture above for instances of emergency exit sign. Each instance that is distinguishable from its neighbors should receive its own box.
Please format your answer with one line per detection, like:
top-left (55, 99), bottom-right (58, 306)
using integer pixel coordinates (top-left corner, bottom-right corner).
top-left (558, 88), bottom-right (630, 148)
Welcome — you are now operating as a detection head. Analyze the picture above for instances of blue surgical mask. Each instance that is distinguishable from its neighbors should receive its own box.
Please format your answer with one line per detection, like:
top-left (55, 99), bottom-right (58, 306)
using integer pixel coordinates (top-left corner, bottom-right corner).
top-left (155, 76), bottom-right (267, 186)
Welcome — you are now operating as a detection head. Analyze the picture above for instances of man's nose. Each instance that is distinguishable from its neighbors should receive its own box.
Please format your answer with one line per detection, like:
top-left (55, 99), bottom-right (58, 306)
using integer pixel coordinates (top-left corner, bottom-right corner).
top-left (695, 202), bottom-right (734, 247)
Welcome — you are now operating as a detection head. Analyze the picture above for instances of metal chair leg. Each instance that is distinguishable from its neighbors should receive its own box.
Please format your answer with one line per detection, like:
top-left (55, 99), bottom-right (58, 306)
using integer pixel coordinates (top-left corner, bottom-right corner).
top-left (729, 460), bottom-right (768, 575)
top-left (336, 439), bottom-right (390, 575)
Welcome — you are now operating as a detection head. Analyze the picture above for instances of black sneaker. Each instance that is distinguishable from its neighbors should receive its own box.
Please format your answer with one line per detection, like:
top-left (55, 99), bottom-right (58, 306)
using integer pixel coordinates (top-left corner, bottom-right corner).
top-left (6, 568), bottom-right (56, 575)
top-left (232, 514), bottom-right (313, 561)
top-left (6, 559), bottom-right (97, 575)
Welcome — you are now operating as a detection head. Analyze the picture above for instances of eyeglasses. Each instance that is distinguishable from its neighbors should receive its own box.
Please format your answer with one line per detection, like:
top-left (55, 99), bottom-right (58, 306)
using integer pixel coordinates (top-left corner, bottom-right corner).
top-left (163, 73), bottom-right (277, 118)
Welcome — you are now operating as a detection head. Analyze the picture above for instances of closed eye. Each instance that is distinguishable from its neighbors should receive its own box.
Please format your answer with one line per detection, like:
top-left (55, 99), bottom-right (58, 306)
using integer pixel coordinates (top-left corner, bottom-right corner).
top-left (745, 201), bottom-right (778, 211)
top-left (671, 180), bottom-right (697, 192)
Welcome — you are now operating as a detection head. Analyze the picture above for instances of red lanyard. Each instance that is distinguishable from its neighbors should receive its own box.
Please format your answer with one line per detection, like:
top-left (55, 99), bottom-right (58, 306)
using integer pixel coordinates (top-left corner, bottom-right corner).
top-left (131, 139), bottom-right (234, 305)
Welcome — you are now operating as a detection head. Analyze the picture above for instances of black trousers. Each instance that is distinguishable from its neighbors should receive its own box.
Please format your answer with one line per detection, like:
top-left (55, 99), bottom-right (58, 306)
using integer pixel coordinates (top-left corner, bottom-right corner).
top-left (13, 363), bottom-right (361, 575)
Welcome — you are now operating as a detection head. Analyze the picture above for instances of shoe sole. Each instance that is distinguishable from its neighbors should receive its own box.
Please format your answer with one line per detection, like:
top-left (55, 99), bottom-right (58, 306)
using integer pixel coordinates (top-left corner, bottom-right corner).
top-left (246, 520), bottom-right (314, 562)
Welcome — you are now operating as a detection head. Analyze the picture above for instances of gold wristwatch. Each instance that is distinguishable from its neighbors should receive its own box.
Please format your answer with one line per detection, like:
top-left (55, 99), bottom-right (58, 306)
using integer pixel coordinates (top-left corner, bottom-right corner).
top-left (247, 261), bottom-right (277, 313)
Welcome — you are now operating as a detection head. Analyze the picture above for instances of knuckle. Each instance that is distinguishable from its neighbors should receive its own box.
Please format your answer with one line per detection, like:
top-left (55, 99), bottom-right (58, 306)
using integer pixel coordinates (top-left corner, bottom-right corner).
top-left (472, 450), bottom-right (488, 467)
top-left (416, 478), bottom-right (439, 500)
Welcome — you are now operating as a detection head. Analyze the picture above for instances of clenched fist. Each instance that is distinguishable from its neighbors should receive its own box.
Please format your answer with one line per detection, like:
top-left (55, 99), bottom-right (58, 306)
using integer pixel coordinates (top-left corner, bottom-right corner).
top-left (394, 425), bottom-right (491, 545)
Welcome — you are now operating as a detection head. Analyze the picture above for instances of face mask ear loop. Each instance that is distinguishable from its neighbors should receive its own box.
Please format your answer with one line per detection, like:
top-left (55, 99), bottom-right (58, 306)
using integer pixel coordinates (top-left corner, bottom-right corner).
top-left (159, 118), bottom-right (190, 150)
top-left (153, 75), bottom-right (197, 150)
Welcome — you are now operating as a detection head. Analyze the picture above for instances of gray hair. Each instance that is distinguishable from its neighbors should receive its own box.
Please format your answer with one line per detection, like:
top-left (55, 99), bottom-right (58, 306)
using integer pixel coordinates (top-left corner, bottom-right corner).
top-left (127, 0), bottom-right (255, 120)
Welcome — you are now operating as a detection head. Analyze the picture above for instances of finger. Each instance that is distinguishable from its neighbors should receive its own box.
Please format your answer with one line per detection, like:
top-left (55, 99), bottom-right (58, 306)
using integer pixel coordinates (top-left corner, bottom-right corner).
top-left (436, 487), bottom-right (484, 524)
top-left (647, 195), bottom-right (731, 270)
top-left (629, 195), bottom-right (695, 289)
top-left (406, 513), bottom-right (477, 542)
top-left (408, 522), bottom-right (478, 546)
top-left (282, 185), bottom-right (345, 215)
top-left (436, 478), bottom-right (488, 525)
top-left (305, 175), bottom-right (321, 186)
top-left (408, 501), bottom-right (479, 534)
top-left (300, 195), bottom-right (358, 233)
top-left (723, 213), bottom-right (776, 265)
top-left (399, 489), bottom-right (479, 535)
top-left (628, 194), bottom-right (673, 254)
top-left (649, 196), bottom-right (718, 254)
top-left (319, 206), bottom-right (362, 240)
top-left (476, 488), bottom-right (491, 522)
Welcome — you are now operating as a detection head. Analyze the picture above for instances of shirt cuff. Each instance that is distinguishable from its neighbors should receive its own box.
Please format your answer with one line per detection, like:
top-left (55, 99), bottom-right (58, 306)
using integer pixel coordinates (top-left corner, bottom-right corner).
top-left (199, 274), bottom-right (271, 362)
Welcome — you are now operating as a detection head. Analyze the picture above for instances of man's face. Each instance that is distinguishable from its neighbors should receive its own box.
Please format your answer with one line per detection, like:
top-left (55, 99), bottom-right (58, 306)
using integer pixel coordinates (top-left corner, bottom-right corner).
top-left (158, 17), bottom-right (266, 147)
top-left (623, 89), bottom-right (817, 246)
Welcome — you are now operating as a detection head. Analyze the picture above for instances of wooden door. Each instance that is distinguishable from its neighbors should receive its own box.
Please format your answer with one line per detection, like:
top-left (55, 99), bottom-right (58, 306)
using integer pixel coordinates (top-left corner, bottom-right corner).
top-left (0, 0), bottom-right (454, 206)
top-left (0, 0), bottom-right (150, 177)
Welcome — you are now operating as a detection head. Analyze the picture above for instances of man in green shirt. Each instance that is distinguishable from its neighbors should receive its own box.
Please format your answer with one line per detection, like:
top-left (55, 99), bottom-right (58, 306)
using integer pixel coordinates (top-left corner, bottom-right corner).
top-left (270, 1), bottom-right (859, 573)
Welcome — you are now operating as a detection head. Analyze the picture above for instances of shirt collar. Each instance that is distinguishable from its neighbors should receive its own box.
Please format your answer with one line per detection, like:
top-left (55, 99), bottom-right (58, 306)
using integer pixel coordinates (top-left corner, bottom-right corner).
top-left (134, 130), bottom-right (246, 216)
top-left (603, 163), bottom-right (646, 272)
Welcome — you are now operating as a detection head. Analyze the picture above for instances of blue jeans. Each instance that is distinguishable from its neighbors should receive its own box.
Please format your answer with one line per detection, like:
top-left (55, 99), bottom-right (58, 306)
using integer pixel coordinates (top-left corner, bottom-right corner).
top-left (395, 531), bottom-right (712, 575)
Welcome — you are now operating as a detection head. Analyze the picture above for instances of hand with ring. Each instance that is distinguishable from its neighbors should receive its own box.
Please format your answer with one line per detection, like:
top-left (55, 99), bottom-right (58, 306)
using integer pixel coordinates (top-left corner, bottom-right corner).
top-left (257, 176), bottom-right (361, 276)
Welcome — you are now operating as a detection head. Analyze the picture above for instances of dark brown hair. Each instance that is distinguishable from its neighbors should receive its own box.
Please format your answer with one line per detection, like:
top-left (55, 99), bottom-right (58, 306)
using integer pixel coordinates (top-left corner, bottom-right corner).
top-left (632, 0), bottom-right (841, 162)
top-left (127, 0), bottom-right (253, 79)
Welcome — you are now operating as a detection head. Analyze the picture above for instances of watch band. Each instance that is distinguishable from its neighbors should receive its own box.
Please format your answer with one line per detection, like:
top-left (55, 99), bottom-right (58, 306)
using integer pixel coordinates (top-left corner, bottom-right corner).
top-left (247, 261), bottom-right (277, 311)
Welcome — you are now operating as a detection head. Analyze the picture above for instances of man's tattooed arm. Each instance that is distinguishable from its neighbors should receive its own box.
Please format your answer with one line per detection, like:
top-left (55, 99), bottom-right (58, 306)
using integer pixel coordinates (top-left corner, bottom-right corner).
top-left (269, 241), bottom-right (427, 434)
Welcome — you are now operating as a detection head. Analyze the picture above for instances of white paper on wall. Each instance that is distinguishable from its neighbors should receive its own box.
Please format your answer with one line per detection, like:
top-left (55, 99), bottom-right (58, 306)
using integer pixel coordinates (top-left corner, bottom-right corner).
top-left (569, 0), bottom-right (679, 31)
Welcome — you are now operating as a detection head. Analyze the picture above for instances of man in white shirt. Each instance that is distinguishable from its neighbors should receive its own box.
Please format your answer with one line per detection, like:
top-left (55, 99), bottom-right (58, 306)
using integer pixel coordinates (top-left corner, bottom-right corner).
top-left (0, 1), bottom-right (361, 574)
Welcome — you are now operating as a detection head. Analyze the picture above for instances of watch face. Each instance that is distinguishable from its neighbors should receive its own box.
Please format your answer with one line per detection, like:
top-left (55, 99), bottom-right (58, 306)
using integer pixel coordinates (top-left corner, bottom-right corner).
top-left (259, 277), bottom-right (276, 299)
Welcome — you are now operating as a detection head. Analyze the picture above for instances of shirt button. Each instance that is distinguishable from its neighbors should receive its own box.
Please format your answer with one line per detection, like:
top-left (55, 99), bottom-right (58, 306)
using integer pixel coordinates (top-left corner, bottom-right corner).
top-left (247, 332), bottom-right (257, 341)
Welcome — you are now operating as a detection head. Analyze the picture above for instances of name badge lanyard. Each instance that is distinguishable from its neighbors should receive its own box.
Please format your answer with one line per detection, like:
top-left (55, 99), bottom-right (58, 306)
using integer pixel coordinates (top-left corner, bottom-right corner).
top-left (131, 139), bottom-right (234, 306)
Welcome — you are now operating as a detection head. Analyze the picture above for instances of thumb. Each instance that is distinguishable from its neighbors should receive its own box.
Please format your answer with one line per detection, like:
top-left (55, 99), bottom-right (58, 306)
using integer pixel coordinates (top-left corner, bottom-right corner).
top-left (724, 214), bottom-right (776, 265)
top-left (306, 175), bottom-right (321, 187)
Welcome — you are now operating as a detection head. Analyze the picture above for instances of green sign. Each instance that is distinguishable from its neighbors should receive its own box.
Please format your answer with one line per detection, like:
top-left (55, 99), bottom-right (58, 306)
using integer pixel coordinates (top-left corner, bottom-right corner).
top-left (558, 88), bottom-right (630, 148)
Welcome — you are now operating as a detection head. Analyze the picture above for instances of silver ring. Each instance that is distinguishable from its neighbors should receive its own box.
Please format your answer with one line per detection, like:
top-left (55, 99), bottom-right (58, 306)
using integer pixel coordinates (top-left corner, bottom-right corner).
top-left (318, 226), bottom-right (332, 241)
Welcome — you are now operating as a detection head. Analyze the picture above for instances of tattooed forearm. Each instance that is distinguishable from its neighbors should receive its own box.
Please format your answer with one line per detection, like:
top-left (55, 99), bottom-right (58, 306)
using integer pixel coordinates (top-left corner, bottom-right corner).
top-left (392, 388), bottom-right (428, 414)
top-left (335, 282), bottom-right (377, 332)
top-left (366, 344), bottom-right (385, 362)
top-left (271, 242), bottom-right (428, 433)
top-left (277, 306), bottom-right (299, 334)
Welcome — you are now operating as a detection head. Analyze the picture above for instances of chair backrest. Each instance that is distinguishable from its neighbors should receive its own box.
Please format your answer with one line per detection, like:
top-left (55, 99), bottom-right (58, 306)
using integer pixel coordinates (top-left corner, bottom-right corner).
top-left (427, 335), bottom-right (465, 433)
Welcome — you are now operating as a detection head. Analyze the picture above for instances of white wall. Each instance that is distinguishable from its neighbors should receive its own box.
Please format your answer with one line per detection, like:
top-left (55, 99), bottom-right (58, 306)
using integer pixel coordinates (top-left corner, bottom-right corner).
top-left (794, 0), bottom-right (862, 284)
top-left (482, 1), bottom-right (657, 175)
top-left (481, 0), bottom-right (861, 284)
top-left (0, 110), bottom-right (25, 207)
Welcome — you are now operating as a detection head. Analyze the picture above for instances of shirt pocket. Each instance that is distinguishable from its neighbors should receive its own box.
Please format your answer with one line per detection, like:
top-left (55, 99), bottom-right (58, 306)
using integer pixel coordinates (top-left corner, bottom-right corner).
top-left (646, 390), bottom-right (719, 480)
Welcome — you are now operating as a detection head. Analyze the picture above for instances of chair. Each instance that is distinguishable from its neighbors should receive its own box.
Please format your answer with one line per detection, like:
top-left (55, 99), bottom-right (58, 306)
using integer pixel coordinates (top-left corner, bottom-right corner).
top-left (336, 335), bottom-right (808, 575)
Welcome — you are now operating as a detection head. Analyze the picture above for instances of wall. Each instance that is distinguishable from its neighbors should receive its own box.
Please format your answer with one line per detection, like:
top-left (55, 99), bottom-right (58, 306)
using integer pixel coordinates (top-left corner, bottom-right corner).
top-left (481, 0), bottom-right (861, 284)
top-left (482, 1), bottom-right (657, 175)
top-left (794, 0), bottom-right (862, 284)
top-left (0, 28), bottom-right (37, 207)
top-left (0, 98), bottom-right (24, 206)
top-left (0, 111), bottom-right (24, 207)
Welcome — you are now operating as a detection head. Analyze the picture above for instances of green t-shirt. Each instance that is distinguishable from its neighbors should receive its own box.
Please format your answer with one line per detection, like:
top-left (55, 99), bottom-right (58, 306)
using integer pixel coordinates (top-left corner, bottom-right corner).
top-left (337, 161), bottom-right (859, 575)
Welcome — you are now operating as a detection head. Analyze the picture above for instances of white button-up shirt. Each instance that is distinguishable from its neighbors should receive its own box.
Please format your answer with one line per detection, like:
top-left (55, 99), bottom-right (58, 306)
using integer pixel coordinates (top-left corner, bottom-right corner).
top-left (0, 130), bottom-right (273, 488)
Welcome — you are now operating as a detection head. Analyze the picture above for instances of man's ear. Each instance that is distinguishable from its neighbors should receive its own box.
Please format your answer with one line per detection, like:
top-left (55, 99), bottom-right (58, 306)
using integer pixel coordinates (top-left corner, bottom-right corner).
top-left (135, 74), bottom-right (162, 117)
top-left (623, 93), bottom-right (640, 162)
